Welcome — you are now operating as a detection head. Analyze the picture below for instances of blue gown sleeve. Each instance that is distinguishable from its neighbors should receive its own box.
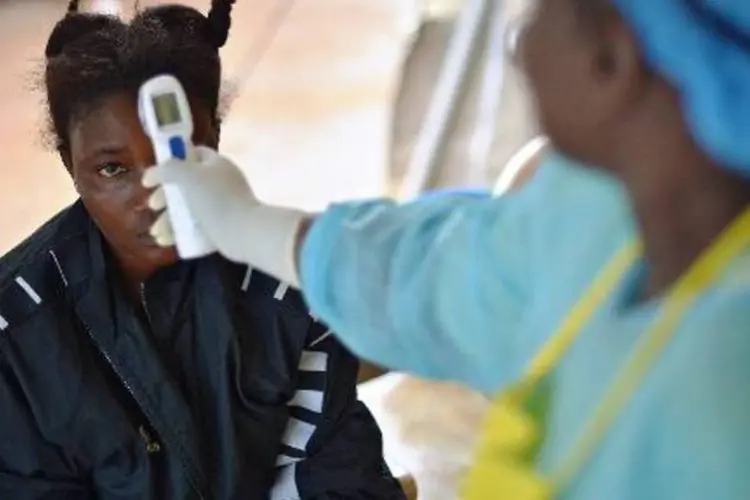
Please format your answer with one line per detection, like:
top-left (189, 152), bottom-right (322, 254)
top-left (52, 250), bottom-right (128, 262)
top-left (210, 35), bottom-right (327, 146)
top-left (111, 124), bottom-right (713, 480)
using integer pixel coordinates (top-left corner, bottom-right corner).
top-left (298, 187), bottom-right (537, 394)
top-left (299, 156), bottom-right (631, 395)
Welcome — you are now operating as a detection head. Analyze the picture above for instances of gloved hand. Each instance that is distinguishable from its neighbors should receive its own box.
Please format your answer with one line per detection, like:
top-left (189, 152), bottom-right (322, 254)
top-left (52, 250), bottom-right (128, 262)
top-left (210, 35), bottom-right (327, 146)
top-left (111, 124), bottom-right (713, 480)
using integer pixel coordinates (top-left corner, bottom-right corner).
top-left (142, 146), bottom-right (308, 287)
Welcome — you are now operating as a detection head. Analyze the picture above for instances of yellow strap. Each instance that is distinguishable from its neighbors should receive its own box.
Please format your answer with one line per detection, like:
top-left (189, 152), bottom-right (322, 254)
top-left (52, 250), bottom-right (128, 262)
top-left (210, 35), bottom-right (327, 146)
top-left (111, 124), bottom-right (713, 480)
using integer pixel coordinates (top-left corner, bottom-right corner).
top-left (463, 458), bottom-right (551, 500)
top-left (524, 240), bottom-right (642, 382)
top-left (548, 205), bottom-right (750, 493)
top-left (464, 243), bottom-right (641, 500)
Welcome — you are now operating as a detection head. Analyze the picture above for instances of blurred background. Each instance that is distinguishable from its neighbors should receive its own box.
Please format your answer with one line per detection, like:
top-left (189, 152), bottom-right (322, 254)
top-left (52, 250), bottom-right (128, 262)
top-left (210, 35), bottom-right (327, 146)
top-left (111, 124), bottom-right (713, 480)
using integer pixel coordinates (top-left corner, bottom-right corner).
top-left (0, 0), bottom-right (535, 497)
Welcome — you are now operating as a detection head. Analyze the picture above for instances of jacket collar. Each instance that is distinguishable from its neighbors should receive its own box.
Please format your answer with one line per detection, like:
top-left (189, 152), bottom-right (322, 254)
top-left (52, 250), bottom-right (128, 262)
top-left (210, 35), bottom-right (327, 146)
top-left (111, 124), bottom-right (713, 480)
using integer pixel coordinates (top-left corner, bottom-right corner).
top-left (50, 203), bottom-right (209, 496)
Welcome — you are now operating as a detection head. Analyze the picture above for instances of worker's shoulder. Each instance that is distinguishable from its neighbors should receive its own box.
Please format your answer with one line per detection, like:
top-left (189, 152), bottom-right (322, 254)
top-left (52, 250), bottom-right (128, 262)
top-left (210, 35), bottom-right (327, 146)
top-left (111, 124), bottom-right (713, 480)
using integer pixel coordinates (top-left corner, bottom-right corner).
top-left (0, 202), bottom-right (89, 337)
top-left (660, 259), bottom-right (750, 382)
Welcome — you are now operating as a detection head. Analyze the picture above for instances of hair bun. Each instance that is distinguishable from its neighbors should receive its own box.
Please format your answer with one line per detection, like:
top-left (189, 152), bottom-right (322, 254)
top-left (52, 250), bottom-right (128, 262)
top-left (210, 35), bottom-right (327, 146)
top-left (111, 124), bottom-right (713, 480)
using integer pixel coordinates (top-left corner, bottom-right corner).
top-left (205, 0), bottom-right (236, 49)
top-left (45, 13), bottom-right (119, 58)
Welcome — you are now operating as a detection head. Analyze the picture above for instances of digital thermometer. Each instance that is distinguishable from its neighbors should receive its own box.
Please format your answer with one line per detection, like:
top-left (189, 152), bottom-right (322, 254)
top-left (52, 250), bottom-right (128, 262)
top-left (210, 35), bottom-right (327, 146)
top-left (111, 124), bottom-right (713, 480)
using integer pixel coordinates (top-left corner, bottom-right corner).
top-left (138, 74), bottom-right (216, 258)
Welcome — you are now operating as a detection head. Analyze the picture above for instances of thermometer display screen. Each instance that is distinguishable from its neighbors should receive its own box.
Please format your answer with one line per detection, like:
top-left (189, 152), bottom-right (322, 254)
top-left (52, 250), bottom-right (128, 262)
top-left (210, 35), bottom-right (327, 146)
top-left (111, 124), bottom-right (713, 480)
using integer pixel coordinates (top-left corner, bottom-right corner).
top-left (152, 92), bottom-right (182, 126)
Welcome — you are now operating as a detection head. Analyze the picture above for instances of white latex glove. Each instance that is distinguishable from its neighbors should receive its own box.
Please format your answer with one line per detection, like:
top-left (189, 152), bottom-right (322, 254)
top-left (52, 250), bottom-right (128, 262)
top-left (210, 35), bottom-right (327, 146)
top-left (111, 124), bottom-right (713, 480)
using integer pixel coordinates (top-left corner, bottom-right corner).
top-left (142, 146), bottom-right (308, 287)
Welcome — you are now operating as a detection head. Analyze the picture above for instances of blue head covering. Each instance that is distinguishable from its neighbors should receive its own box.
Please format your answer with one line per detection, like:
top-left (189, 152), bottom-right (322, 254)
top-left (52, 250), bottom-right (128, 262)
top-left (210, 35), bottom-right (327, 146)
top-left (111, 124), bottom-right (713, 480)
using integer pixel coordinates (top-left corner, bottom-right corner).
top-left (610, 0), bottom-right (750, 176)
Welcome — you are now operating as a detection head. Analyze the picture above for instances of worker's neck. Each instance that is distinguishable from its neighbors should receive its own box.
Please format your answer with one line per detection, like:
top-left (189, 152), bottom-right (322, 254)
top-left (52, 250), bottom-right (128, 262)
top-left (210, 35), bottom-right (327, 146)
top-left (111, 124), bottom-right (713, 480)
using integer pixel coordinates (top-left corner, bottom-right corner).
top-left (621, 152), bottom-right (750, 300)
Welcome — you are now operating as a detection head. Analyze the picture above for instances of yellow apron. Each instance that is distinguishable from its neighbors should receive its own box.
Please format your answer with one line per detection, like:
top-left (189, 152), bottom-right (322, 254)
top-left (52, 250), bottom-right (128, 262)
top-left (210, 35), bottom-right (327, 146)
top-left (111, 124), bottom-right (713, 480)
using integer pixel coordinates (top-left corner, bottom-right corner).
top-left (463, 205), bottom-right (750, 500)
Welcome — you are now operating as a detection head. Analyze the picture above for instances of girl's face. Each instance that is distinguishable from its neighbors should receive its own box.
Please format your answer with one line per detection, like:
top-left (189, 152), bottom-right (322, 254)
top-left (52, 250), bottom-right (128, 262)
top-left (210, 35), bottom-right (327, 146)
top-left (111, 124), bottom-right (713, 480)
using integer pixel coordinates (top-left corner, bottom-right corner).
top-left (66, 92), bottom-right (218, 276)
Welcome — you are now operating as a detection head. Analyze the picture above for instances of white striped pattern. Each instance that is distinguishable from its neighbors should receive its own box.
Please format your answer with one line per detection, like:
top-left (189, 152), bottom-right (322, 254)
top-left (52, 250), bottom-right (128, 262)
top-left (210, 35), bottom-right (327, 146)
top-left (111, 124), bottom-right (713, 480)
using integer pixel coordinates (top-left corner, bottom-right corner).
top-left (48, 250), bottom-right (68, 287)
top-left (288, 389), bottom-right (324, 413)
top-left (298, 351), bottom-right (328, 372)
top-left (274, 282), bottom-right (290, 300)
top-left (270, 462), bottom-right (300, 500)
top-left (275, 454), bottom-right (300, 467)
top-left (241, 266), bottom-right (253, 292)
top-left (269, 282), bottom-right (331, 499)
top-left (281, 418), bottom-right (316, 451)
top-left (15, 277), bottom-right (41, 304)
top-left (308, 330), bottom-right (332, 348)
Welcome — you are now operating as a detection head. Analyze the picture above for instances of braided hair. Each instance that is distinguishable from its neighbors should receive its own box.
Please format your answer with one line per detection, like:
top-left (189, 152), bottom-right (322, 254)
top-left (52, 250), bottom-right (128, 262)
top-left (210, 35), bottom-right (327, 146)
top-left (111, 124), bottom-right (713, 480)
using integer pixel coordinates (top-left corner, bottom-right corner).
top-left (44, 0), bottom-right (236, 153)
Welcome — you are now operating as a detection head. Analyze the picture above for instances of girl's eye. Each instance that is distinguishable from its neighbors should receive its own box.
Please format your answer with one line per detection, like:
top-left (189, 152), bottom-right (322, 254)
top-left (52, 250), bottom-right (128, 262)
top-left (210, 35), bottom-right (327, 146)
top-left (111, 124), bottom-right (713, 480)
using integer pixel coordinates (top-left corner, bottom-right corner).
top-left (97, 162), bottom-right (128, 178)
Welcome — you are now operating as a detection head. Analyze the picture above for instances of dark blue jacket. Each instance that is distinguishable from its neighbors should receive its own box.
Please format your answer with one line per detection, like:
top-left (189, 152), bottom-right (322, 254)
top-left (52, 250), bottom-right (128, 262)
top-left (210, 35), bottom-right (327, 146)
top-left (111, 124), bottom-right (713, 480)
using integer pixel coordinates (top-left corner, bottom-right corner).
top-left (0, 202), bottom-right (405, 500)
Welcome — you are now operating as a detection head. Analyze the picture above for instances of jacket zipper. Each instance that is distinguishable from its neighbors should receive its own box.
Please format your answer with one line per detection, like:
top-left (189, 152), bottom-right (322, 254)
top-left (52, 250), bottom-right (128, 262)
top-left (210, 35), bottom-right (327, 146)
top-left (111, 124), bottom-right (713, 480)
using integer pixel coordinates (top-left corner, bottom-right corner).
top-left (80, 317), bottom-right (205, 500)
top-left (139, 425), bottom-right (162, 454)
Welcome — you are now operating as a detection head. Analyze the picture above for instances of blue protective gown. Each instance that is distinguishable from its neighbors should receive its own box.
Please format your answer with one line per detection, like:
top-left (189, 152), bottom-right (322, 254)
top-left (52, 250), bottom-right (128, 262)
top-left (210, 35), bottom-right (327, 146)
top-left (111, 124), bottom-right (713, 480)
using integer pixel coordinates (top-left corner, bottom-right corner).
top-left (300, 153), bottom-right (750, 499)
